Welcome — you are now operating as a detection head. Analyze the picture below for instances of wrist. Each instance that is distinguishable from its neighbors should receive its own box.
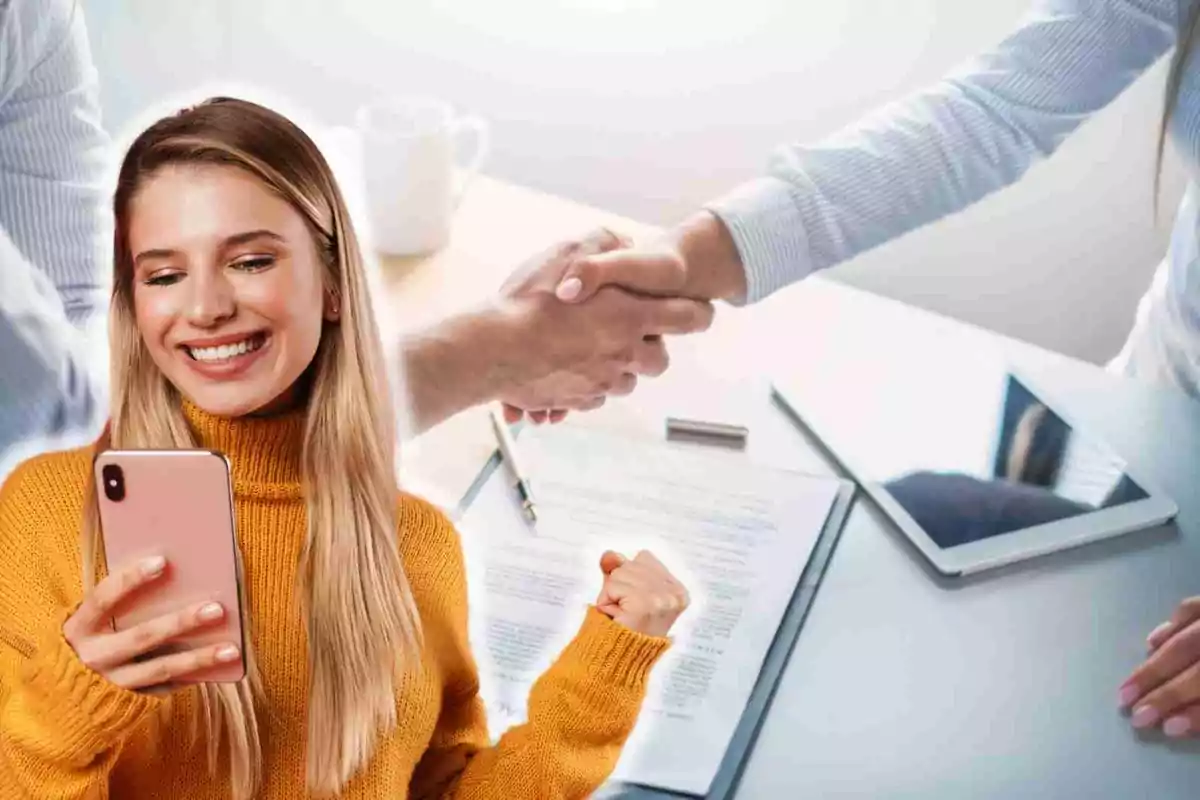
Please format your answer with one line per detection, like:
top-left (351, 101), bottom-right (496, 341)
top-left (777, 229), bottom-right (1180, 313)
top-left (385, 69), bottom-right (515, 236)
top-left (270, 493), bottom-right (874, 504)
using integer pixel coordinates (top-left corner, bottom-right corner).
top-left (20, 611), bottom-right (162, 760)
top-left (476, 296), bottom-right (555, 392)
top-left (400, 301), bottom-right (547, 434)
top-left (667, 210), bottom-right (748, 302)
top-left (569, 608), bottom-right (672, 689)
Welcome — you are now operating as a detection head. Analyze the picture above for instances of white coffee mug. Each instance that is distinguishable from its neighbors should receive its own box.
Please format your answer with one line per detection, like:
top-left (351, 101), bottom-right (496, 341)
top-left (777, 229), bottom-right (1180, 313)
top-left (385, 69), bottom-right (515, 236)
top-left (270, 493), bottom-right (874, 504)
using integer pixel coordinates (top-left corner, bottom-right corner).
top-left (350, 96), bottom-right (489, 255)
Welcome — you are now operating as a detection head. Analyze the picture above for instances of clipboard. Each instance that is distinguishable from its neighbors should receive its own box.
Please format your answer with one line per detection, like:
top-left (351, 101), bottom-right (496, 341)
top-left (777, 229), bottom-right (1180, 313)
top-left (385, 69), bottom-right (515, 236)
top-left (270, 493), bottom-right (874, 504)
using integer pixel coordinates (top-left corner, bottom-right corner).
top-left (455, 425), bottom-right (857, 800)
top-left (597, 474), bottom-right (855, 800)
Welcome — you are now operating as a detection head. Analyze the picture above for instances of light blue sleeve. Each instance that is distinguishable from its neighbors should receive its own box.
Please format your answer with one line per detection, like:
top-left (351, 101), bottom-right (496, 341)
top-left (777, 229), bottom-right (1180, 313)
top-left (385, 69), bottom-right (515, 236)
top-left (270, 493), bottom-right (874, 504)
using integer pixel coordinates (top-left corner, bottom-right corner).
top-left (706, 0), bottom-right (1184, 303)
top-left (0, 0), bottom-right (108, 456)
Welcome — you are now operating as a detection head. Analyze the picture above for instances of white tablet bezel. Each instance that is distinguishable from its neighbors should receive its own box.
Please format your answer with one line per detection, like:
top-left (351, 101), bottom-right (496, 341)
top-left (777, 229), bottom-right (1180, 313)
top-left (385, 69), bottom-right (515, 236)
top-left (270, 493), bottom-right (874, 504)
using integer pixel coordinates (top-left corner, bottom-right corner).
top-left (772, 367), bottom-right (1178, 577)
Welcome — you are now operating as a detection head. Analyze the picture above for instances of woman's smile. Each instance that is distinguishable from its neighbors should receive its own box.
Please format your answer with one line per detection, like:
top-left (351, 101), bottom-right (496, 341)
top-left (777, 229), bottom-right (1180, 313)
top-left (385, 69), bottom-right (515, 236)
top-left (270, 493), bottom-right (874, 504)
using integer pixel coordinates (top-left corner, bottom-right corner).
top-left (178, 330), bottom-right (271, 380)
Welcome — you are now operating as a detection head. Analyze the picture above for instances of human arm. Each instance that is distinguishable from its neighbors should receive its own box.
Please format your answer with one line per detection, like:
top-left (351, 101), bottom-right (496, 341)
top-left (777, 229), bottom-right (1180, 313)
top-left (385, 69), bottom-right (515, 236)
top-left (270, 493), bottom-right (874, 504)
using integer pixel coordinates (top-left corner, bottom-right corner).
top-left (0, 0), bottom-right (109, 453)
top-left (0, 456), bottom-right (156, 798)
top-left (557, 0), bottom-right (1184, 305)
top-left (0, 230), bottom-right (100, 458)
top-left (407, 516), bottom-right (687, 799)
top-left (399, 229), bottom-right (713, 436)
top-left (0, 455), bottom-right (242, 797)
top-left (410, 610), bottom-right (668, 800)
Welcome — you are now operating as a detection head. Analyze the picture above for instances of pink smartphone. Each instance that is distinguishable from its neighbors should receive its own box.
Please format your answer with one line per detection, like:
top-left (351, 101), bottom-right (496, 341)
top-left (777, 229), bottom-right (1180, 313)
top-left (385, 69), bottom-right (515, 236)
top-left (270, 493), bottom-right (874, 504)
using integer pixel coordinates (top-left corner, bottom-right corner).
top-left (93, 449), bottom-right (247, 683)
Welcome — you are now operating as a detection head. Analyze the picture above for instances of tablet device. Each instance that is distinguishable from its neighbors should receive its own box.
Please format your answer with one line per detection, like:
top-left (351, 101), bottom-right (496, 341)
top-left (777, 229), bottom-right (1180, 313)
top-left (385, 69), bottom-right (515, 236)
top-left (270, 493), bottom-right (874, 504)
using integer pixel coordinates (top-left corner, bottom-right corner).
top-left (772, 364), bottom-right (1177, 576)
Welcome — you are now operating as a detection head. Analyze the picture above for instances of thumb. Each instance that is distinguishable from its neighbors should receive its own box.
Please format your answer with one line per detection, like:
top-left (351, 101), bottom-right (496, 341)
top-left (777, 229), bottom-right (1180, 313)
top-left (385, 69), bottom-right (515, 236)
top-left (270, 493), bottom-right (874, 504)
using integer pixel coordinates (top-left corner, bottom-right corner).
top-left (595, 551), bottom-right (627, 614)
top-left (599, 550), bottom-right (627, 575)
top-left (556, 248), bottom-right (687, 304)
top-left (595, 586), bottom-right (622, 617)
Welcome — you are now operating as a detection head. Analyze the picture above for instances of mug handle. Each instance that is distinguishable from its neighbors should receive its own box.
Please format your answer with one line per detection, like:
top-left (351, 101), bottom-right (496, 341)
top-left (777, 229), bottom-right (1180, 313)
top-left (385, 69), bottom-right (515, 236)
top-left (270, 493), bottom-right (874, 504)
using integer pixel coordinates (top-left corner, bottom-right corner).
top-left (449, 115), bottom-right (490, 209)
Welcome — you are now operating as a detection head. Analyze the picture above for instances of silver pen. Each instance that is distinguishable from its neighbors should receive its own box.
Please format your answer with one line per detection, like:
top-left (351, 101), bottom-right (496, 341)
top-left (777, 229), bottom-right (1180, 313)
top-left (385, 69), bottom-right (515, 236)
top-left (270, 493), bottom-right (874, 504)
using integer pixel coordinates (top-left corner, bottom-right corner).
top-left (489, 408), bottom-right (537, 523)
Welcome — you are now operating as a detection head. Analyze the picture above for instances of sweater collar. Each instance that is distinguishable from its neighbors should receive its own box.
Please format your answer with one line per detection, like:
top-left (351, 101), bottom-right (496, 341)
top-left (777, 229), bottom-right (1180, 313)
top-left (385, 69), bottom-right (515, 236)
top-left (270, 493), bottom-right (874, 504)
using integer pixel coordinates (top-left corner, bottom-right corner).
top-left (182, 399), bottom-right (305, 500)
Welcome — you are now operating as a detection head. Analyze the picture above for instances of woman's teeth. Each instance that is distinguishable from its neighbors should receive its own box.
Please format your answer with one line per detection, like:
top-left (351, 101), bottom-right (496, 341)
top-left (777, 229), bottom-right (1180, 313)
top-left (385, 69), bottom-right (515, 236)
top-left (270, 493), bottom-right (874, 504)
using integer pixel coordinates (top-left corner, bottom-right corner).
top-left (188, 335), bottom-right (264, 363)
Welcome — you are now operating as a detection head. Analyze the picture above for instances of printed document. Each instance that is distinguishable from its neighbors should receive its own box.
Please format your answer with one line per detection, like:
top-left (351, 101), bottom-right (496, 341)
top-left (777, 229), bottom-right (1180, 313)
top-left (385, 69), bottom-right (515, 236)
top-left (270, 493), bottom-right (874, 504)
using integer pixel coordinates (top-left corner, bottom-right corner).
top-left (457, 425), bottom-right (840, 795)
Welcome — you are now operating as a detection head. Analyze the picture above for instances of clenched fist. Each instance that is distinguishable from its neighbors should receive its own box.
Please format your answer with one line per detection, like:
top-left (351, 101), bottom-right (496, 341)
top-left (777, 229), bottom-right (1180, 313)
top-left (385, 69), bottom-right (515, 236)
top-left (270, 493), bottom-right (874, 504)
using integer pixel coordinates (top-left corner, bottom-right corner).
top-left (595, 550), bottom-right (689, 638)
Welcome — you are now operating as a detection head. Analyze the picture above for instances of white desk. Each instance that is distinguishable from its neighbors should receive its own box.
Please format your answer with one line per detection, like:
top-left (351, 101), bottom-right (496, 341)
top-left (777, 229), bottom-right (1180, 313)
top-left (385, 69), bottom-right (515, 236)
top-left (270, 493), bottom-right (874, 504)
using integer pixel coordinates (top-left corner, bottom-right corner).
top-left (381, 176), bottom-right (1200, 798)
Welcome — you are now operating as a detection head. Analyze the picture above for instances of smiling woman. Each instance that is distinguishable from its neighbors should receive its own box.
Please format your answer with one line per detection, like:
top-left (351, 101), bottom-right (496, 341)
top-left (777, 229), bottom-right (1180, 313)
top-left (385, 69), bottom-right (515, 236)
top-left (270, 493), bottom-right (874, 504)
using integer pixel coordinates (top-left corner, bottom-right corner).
top-left (0, 96), bottom-right (690, 800)
top-left (125, 164), bottom-right (335, 417)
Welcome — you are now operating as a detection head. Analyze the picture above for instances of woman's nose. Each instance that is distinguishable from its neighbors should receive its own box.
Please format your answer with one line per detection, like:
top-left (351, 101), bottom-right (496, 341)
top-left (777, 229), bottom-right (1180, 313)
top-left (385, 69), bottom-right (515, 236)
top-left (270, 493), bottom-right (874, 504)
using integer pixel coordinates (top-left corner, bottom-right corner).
top-left (186, 271), bottom-right (236, 327)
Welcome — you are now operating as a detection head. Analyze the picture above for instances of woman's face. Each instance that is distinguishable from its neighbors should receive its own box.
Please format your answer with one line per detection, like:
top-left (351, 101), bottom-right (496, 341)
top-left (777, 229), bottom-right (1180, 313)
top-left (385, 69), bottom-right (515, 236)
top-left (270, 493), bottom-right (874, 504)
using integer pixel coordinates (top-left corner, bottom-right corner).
top-left (128, 164), bottom-right (334, 417)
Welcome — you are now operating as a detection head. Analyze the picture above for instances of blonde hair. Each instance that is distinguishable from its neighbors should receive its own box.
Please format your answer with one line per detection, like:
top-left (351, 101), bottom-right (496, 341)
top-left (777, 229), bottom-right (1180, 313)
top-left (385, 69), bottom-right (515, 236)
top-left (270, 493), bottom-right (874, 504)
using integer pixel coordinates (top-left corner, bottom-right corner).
top-left (84, 97), bottom-right (422, 797)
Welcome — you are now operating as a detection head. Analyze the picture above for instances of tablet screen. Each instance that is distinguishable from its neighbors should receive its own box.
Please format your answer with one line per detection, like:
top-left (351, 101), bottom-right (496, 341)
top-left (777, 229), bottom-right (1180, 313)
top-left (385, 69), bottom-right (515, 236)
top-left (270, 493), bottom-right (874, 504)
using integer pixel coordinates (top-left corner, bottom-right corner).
top-left (789, 371), bottom-right (1150, 549)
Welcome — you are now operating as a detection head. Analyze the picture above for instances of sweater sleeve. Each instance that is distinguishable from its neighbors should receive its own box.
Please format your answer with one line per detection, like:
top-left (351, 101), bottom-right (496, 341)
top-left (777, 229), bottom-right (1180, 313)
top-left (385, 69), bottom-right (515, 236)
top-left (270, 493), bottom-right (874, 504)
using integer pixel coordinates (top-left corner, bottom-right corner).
top-left (0, 454), bottom-right (163, 798)
top-left (405, 505), bottom-right (672, 800)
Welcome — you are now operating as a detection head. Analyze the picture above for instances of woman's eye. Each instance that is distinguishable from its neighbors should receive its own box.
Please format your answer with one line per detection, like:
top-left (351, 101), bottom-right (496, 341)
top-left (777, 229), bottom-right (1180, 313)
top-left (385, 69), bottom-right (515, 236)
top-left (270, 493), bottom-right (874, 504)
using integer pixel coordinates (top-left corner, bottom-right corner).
top-left (233, 256), bottom-right (275, 272)
top-left (144, 272), bottom-right (183, 287)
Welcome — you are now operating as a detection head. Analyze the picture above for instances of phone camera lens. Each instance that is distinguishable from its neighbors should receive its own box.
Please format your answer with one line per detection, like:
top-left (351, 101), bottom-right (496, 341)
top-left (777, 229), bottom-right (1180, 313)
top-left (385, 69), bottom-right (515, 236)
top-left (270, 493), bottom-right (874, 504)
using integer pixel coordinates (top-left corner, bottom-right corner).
top-left (102, 464), bottom-right (125, 502)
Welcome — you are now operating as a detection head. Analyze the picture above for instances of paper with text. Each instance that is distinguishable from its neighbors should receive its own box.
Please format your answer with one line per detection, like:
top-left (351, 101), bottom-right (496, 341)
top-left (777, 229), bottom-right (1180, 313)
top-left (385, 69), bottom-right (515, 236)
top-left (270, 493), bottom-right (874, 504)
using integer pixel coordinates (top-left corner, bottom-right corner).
top-left (457, 425), bottom-right (839, 796)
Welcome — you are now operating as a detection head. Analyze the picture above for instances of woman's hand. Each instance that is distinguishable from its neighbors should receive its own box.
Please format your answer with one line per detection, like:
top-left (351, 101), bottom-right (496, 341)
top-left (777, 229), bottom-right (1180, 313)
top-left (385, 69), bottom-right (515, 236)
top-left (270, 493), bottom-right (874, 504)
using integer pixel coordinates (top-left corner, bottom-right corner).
top-left (62, 555), bottom-right (240, 693)
top-left (1119, 596), bottom-right (1200, 737)
top-left (594, 550), bottom-right (689, 637)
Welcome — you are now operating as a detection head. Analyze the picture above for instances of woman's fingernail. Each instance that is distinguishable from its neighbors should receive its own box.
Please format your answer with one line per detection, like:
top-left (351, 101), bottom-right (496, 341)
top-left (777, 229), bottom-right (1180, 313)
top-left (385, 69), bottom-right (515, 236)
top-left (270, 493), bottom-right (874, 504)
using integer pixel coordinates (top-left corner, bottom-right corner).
top-left (556, 277), bottom-right (583, 301)
top-left (1131, 705), bottom-right (1161, 729)
top-left (1164, 716), bottom-right (1191, 737)
top-left (216, 645), bottom-right (240, 662)
top-left (1149, 621), bottom-right (1174, 641)
top-left (1119, 684), bottom-right (1140, 708)
top-left (198, 603), bottom-right (224, 621)
top-left (141, 556), bottom-right (166, 576)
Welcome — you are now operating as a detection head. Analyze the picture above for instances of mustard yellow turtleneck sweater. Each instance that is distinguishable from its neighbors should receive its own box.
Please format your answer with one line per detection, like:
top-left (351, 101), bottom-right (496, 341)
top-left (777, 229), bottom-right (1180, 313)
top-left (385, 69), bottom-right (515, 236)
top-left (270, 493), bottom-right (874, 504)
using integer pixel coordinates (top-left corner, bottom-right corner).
top-left (0, 403), bottom-right (671, 799)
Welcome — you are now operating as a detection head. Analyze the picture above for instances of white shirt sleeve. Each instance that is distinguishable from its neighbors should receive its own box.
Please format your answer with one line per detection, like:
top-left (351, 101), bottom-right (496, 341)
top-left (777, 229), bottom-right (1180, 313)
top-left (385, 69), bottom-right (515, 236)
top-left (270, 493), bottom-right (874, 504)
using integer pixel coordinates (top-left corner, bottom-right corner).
top-left (705, 0), bottom-right (1182, 303)
top-left (0, 0), bottom-right (108, 458)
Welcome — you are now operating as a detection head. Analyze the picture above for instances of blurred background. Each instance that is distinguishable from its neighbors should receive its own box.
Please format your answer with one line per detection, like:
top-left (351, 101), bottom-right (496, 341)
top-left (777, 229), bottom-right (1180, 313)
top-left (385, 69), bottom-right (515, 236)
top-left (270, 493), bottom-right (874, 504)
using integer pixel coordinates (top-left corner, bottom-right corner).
top-left (82, 0), bottom-right (1188, 365)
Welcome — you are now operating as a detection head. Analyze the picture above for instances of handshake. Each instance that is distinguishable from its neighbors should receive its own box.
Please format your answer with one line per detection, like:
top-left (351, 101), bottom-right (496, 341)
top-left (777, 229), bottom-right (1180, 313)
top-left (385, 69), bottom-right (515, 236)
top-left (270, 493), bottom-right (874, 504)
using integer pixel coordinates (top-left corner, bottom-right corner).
top-left (490, 217), bottom-right (744, 424)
